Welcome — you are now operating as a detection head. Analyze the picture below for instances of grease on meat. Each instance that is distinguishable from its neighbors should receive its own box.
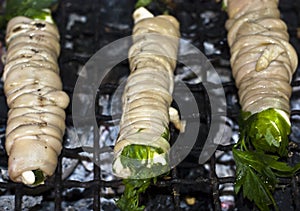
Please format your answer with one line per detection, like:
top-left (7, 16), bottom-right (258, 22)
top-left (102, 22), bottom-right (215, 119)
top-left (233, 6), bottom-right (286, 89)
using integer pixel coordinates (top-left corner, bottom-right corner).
top-left (225, 0), bottom-right (298, 117)
top-left (113, 7), bottom-right (181, 178)
top-left (3, 16), bottom-right (69, 185)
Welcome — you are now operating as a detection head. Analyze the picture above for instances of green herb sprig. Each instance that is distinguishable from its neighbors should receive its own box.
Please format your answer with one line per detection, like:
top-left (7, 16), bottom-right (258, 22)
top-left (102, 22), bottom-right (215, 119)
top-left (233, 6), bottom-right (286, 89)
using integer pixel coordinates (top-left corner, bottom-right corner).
top-left (0, 0), bottom-right (57, 27)
top-left (233, 108), bottom-right (300, 211)
top-left (32, 169), bottom-right (45, 186)
top-left (135, 0), bottom-right (153, 8)
top-left (116, 144), bottom-right (168, 211)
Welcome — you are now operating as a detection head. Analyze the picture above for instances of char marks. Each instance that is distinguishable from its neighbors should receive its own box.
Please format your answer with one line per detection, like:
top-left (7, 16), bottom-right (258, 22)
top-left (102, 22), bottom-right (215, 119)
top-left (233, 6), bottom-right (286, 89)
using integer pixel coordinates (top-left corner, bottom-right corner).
top-left (3, 16), bottom-right (69, 183)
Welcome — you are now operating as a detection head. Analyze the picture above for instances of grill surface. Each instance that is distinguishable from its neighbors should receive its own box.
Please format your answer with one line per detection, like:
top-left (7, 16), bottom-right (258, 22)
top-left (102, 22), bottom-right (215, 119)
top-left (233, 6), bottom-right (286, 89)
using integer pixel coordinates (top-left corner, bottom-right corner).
top-left (0, 0), bottom-right (300, 210)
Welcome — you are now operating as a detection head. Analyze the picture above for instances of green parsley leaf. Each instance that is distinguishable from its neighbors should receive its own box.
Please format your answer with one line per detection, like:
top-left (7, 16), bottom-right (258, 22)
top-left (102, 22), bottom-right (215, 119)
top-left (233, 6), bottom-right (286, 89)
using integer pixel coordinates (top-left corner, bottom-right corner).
top-left (233, 108), bottom-right (299, 210)
top-left (116, 178), bottom-right (151, 211)
top-left (0, 0), bottom-right (57, 28)
top-left (233, 148), bottom-right (277, 211)
top-left (135, 0), bottom-right (153, 9)
top-left (221, 0), bottom-right (228, 11)
top-left (116, 143), bottom-right (168, 211)
top-left (32, 169), bottom-right (45, 186)
top-left (161, 127), bottom-right (170, 141)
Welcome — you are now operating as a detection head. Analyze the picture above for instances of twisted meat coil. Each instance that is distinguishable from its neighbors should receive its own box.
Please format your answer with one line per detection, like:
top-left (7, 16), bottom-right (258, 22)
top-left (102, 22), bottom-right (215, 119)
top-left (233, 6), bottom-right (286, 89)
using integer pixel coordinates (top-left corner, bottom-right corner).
top-left (225, 0), bottom-right (298, 116)
top-left (113, 8), bottom-right (180, 177)
top-left (3, 16), bottom-right (69, 184)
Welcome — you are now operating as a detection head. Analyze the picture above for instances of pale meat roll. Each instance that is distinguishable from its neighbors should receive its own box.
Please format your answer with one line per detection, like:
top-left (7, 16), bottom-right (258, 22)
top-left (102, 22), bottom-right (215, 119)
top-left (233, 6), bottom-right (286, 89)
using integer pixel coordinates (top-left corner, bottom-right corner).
top-left (3, 16), bottom-right (69, 185)
top-left (113, 7), bottom-right (180, 177)
top-left (225, 0), bottom-right (298, 117)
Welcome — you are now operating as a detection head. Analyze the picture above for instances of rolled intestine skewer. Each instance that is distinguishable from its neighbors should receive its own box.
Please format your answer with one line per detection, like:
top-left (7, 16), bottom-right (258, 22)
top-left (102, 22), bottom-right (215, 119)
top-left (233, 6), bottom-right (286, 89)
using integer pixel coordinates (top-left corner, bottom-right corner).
top-left (3, 16), bottom-right (69, 185)
top-left (225, 0), bottom-right (299, 209)
top-left (113, 7), bottom-right (182, 179)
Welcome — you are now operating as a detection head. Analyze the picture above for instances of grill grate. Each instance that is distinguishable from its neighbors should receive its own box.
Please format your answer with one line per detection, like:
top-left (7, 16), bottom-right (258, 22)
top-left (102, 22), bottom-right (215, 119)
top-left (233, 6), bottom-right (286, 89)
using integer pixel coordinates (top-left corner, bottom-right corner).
top-left (0, 0), bottom-right (300, 210)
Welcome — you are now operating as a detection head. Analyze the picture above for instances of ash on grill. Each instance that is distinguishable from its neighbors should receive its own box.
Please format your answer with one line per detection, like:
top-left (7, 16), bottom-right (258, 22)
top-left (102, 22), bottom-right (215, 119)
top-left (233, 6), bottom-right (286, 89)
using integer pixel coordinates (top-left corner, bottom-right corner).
top-left (0, 0), bottom-right (300, 211)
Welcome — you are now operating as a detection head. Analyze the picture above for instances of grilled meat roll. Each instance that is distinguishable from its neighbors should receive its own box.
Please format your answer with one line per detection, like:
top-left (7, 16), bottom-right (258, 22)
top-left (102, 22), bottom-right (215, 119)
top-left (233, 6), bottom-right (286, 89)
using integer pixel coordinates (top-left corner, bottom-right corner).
top-left (3, 16), bottom-right (69, 185)
top-left (113, 7), bottom-right (181, 178)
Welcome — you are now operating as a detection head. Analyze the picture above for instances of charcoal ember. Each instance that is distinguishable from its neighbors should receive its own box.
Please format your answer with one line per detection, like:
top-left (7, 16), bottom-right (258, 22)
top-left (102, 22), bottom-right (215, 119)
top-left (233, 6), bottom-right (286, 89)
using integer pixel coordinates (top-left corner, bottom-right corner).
top-left (0, 195), bottom-right (42, 210)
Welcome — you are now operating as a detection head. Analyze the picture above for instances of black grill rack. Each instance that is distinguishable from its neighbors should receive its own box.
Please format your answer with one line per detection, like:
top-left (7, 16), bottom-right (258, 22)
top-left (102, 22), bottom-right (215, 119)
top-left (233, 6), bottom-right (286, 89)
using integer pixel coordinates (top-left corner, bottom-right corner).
top-left (0, 0), bottom-right (300, 210)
